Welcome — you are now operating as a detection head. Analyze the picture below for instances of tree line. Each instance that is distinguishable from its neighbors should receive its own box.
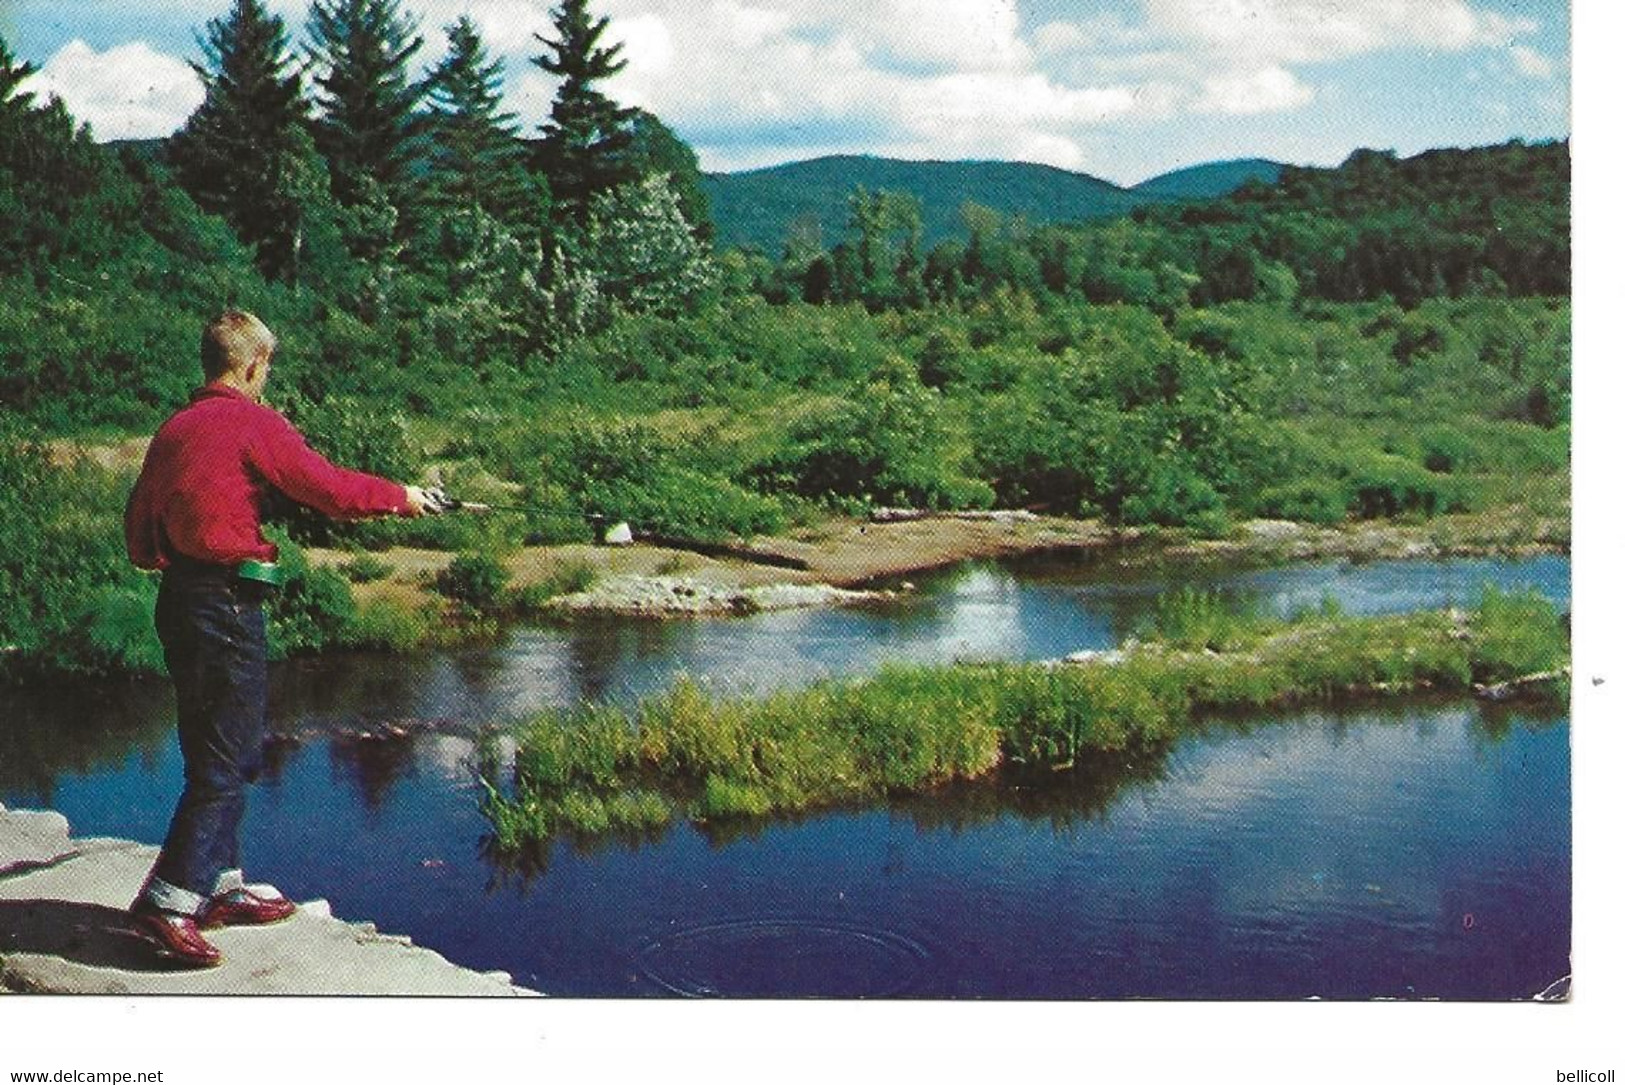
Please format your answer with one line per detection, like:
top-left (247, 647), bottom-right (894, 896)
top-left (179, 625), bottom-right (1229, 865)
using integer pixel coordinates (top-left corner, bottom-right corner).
top-left (742, 141), bottom-right (1568, 315)
top-left (1, 0), bottom-right (714, 375)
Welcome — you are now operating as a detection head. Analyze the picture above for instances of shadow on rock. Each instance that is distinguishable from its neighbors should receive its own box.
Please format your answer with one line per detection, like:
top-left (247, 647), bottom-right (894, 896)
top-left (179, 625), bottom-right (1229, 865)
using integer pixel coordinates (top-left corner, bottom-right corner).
top-left (0, 899), bottom-right (192, 976)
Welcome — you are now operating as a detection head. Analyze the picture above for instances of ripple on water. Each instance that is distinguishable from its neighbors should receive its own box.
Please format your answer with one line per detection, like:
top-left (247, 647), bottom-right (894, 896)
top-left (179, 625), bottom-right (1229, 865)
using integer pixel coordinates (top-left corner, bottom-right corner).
top-left (634, 918), bottom-right (933, 998)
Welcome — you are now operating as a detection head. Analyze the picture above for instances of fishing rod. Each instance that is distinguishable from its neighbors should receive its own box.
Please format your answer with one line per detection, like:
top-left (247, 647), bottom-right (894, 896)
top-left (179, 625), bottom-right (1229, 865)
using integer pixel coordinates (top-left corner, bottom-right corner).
top-left (429, 490), bottom-right (633, 544)
top-left (426, 490), bottom-right (808, 569)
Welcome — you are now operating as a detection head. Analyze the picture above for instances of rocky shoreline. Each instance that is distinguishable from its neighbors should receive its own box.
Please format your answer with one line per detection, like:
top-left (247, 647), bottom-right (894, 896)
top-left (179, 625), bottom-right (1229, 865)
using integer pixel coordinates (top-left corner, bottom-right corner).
top-left (321, 510), bottom-right (1566, 626)
top-left (544, 575), bottom-right (896, 617)
top-left (0, 803), bottom-right (537, 996)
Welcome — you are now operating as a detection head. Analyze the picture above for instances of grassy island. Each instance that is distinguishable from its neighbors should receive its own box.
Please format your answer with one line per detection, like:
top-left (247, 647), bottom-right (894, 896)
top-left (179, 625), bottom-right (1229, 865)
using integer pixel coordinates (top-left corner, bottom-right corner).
top-left (480, 588), bottom-right (1568, 852)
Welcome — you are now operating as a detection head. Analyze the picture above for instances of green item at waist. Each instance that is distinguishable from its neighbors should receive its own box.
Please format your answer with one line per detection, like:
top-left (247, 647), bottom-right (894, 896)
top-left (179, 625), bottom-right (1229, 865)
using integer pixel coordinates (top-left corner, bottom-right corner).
top-left (236, 560), bottom-right (287, 587)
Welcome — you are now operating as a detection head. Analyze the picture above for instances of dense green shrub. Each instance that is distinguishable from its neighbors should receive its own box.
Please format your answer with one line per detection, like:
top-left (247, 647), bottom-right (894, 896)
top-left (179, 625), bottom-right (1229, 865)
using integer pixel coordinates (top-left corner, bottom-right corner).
top-left (1343, 450), bottom-right (1451, 519)
top-left (530, 420), bottom-right (787, 540)
top-left (0, 435), bottom-right (153, 678)
top-left (264, 528), bottom-right (359, 658)
top-left (434, 551), bottom-right (512, 612)
top-left (749, 361), bottom-right (992, 509)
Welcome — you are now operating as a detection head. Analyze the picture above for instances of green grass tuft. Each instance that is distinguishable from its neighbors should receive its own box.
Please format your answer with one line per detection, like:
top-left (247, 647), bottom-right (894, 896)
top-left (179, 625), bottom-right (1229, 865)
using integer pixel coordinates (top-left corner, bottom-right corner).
top-left (481, 593), bottom-right (1568, 853)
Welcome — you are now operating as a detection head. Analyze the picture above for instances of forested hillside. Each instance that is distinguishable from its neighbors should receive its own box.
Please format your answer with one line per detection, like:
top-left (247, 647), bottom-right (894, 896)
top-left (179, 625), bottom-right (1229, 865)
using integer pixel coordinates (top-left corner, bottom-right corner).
top-left (0, 1), bottom-right (1570, 680)
top-left (701, 154), bottom-right (1285, 253)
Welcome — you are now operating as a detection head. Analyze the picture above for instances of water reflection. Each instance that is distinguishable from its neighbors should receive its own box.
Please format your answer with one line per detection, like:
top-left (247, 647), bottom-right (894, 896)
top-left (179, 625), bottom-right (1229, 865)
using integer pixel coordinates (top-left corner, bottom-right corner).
top-left (0, 677), bottom-right (173, 804)
top-left (0, 554), bottom-right (1571, 998)
top-left (329, 733), bottom-right (418, 811)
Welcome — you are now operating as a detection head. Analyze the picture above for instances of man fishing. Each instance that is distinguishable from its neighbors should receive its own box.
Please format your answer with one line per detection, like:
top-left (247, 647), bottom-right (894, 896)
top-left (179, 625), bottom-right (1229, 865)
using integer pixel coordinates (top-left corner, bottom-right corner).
top-left (123, 309), bottom-right (446, 967)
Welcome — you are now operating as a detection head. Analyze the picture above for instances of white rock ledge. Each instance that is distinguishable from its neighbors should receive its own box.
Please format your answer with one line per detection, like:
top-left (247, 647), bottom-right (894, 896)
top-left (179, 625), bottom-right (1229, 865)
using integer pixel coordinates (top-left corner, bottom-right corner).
top-left (547, 575), bottom-right (890, 617)
top-left (0, 807), bottom-right (538, 996)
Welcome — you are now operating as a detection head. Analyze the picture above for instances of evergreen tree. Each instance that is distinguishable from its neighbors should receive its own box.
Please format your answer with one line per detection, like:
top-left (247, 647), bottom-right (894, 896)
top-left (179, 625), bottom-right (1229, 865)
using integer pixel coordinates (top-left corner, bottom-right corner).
top-left (307, 0), bottom-right (427, 226)
top-left (168, 0), bottom-right (313, 280)
top-left (532, 0), bottom-right (637, 224)
top-left (422, 15), bottom-right (540, 229)
top-left (0, 34), bottom-right (39, 122)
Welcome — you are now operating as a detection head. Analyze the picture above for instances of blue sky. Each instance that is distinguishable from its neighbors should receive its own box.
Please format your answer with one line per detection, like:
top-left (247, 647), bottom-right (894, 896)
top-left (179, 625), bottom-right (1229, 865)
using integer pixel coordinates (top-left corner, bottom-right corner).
top-left (0, 0), bottom-right (1571, 184)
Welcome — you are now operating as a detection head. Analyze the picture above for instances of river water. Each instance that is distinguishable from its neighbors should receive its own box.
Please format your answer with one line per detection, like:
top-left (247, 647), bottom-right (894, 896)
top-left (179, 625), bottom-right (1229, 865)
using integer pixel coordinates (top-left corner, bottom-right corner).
top-left (0, 555), bottom-right (1570, 999)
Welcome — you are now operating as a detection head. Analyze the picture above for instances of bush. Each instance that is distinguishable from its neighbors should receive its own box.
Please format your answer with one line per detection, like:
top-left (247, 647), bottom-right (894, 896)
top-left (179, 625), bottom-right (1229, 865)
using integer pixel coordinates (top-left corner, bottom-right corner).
top-left (341, 596), bottom-right (434, 651)
top-left (1251, 479), bottom-right (1349, 525)
top-left (536, 421), bottom-right (787, 541)
top-left (1344, 451), bottom-right (1448, 519)
top-left (0, 434), bottom-right (154, 678)
top-left (435, 552), bottom-right (512, 612)
top-left (748, 362), bottom-right (993, 510)
top-left (265, 529), bottom-right (359, 658)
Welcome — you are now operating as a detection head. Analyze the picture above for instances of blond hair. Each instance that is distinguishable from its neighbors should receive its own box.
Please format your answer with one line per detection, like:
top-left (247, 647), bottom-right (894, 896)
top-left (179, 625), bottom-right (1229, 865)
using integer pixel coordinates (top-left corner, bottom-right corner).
top-left (200, 310), bottom-right (276, 381)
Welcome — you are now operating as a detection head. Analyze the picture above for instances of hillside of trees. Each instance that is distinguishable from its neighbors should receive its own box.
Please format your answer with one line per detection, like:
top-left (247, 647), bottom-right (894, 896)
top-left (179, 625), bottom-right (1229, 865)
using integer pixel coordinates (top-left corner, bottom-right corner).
top-left (701, 155), bottom-right (1285, 252)
top-left (0, 1), bottom-right (1571, 679)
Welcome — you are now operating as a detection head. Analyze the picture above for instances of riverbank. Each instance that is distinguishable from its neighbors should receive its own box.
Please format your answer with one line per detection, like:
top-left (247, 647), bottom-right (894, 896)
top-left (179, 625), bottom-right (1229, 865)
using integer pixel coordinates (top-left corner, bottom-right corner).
top-left (314, 507), bottom-right (1568, 623)
top-left (0, 804), bottom-right (537, 995)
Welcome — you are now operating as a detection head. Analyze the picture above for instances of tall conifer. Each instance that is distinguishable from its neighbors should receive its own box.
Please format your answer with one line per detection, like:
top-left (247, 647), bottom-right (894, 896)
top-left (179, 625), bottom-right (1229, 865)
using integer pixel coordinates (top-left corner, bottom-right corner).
top-left (0, 35), bottom-right (39, 119)
top-left (307, 0), bottom-right (426, 220)
top-left (168, 0), bottom-right (313, 280)
top-left (532, 0), bottom-right (636, 224)
top-left (422, 16), bottom-right (535, 225)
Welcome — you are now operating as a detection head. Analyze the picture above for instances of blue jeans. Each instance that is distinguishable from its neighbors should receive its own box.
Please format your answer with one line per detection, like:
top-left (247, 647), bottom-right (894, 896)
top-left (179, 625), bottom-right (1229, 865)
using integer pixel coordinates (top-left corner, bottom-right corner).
top-left (142, 565), bottom-right (270, 914)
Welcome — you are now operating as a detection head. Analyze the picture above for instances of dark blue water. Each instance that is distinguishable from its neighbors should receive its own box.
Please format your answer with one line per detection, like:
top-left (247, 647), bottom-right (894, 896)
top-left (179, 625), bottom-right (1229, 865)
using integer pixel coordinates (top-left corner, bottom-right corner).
top-left (0, 555), bottom-right (1571, 999)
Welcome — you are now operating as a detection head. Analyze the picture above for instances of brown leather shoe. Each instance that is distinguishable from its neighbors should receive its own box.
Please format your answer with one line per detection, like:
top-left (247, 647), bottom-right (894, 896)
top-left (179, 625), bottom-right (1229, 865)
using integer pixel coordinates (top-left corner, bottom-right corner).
top-left (128, 905), bottom-right (223, 968)
top-left (199, 887), bottom-right (297, 929)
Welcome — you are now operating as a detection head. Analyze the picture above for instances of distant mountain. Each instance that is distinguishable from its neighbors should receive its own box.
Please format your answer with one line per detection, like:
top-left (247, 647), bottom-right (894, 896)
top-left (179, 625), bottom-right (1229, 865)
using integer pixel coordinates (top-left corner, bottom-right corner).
top-left (701, 155), bottom-right (1153, 253)
top-left (701, 154), bottom-right (1289, 253)
top-left (1130, 158), bottom-right (1286, 201)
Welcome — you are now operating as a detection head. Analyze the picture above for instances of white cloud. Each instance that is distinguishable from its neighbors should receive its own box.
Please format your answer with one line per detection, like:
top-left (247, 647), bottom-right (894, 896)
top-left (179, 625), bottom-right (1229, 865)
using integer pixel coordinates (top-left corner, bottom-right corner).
top-left (1143, 0), bottom-right (1534, 65)
top-left (1195, 65), bottom-right (1315, 115)
top-left (612, 13), bottom-right (675, 83)
top-left (845, 0), bottom-right (1031, 74)
top-left (22, 39), bottom-right (203, 140)
top-left (1510, 45), bottom-right (1555, 79)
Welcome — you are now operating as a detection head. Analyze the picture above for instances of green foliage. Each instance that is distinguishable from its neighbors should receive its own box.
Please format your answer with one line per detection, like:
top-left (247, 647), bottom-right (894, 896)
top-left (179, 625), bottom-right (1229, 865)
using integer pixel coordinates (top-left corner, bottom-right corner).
top-left (1469, 588), bottom-right (1569, 685)
top-left (340, 554), bottom-right (394, 583)
top-left (168, 0), bottom-right (317, 281)
top-left (421, 15), bottom-right (541, 233)
top-left (740, 141), bottom-right (1566, 314)
top-left (341, 595), bottom-right (433, 651)
top-left (511, 560), bottom-right (598, 611)
top-left (749, 360), bottom-right (992, 509)
top-left (307, 0), bottom-right (427, 226)
top-left (532, 0), bottom-right (637, 224)
top-left (580, 174), bottom-right (718, 316)
top-left (1343, 450), bottom-right (1451, 519)
top-left (0, 435), bottom-right (149, 678)
top-left (1141, 588), bottom-right (1264, 651)
top-left (626, 110), bottom-right (714, 240)
top-left (264, 529), bottom-right (359, 658)
top-left (533, 420), bottom-right (786, 540)
top-left (486, 597), bottom-right (1567, 850)
top-left (434, 551), bottom-right (512, 612)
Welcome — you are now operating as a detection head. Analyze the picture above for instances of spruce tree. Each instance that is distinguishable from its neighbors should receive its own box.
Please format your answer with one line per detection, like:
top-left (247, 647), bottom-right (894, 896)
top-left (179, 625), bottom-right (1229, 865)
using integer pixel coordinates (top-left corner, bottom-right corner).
top-left (167, 0), bottom-right (313, 280)
top-left (307, 0), bottom-right (426, 222)
top-left (0, 34), bottom-right (39, 120)
top-left (532, 0), bottom-right (637, 225)
top-left (422, 15), bottom-right (536, 226)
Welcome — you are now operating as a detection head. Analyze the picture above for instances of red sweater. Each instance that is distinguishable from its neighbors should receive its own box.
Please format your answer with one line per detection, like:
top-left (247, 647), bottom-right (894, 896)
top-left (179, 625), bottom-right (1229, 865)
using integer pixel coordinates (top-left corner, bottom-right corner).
top-left (125, 384), bottom-right (410, 569)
